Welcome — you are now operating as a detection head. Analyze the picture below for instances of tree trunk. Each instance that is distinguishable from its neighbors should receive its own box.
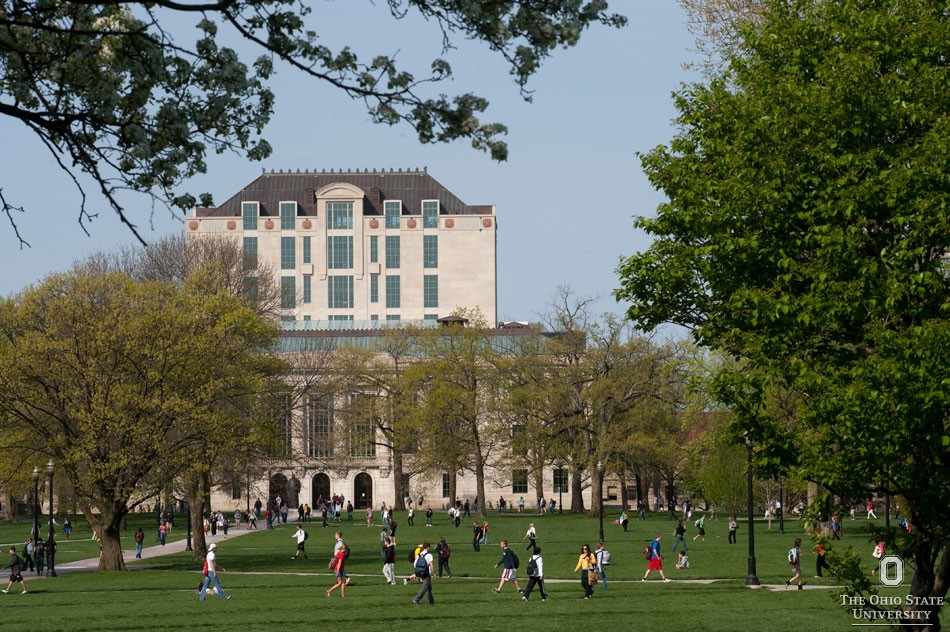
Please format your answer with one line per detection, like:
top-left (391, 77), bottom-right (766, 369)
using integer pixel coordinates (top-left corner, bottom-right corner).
top-left (189, 494), bottom-right (207, 561)
top-left (570, 465), bottom-right (586, 514)
top-left (87, 503), bottom-right (127, 571)
top-left (392, 447), bottom-right (406, 511)
top-left (902, 529), bottom-right (949, 632)
top-left (532, 461), bottom-right (545, 505)
top-left (588, 466), bottom-right (604, 519)
top-left (620, 472), bottom-right (629, 510)
top-left (448, 470), bottom-right (458, 512)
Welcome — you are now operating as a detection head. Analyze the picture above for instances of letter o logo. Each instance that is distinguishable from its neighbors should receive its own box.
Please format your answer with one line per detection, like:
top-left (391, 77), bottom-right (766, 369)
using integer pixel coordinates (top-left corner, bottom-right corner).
top-left (879, 555), bottom-right (904, 587)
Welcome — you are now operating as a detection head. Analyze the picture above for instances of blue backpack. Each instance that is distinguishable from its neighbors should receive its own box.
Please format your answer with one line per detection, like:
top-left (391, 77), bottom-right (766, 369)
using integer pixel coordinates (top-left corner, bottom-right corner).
top-left (414, 553), bottom-right (430, 577)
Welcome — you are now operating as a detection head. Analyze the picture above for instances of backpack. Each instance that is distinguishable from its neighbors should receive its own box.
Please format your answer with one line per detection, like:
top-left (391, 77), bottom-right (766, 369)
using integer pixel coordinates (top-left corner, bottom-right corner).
top-left (414, 553), bottom-right (430, 577)
top-left (788, 547), bottom-right (798, 564)
top-left (343, 544), bottom-right (351, 560)
top-left (441, 543), bottom-right (451, 559)
top-left (644, 546), bottom-right (652, 560)
top-left (304, 530), bottom-right (309, 541)
top-left (512, 552), bottom-right (520, 569)
top-left (527, 555), bottom-right (539, 577)
top-left (600, 549), bottom-right (612, 565)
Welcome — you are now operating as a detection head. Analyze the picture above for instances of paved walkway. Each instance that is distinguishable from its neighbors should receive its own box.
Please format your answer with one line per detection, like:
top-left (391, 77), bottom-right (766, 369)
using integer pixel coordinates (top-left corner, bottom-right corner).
top-left (22, 526), bottom-right (259, 580)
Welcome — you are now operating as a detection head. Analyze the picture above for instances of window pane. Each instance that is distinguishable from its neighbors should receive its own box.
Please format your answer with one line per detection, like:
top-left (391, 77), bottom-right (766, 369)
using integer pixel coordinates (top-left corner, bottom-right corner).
top-left (303, 236), bottom-right (311, 264)
top-left (328, 275), bottom-right (354, 309)
top-left (512, 469), bottom-right (528, 495)
top-left (385, 275), bottom-right (400, 308)
top-left (327, 236), bottom-right (353, 269)
top-left (281, 236), bottom-right (295, 270)
top-left (424, 275), bottom-right (438, 308)
top-left (307, 395), bottom-right (333, 458)
top-left (327, 202), bottom-right (353, 229)
top-left (243, 237), bottom-right (258, 268)
top-left (280, 202), bottom-right (296, 230)
top-left (303, 275), bottom-right (311, 304)
top-left (242, 202), bottom-right (258, 230)
top-left (385, 235), bottom-right (400, 269)
top-left (423, 235), bottom-right (438, 268)
top-left (369, 235), bottom-right (378, 263)
top-left (370, 275), bottom-right (378, 303)
top-left (281, 276), bottom-right (296, 309)
top-left (385, 201), bottom-right (400, 229)
top-left (423, 200), bottom-right (439, 228)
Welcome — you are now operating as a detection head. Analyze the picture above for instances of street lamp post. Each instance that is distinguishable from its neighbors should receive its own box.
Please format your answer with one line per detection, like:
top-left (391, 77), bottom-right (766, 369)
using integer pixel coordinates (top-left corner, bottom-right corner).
top-left (745, 439), bottom-right (759, 586)
top-left (31, 467), bottom-right (40, 544)
top-left (597, 461), bottom-right (605, 543)
top-left (185, 499), bottom-right (193, 552)
top-left (46, 460), bottom-right (56, 577)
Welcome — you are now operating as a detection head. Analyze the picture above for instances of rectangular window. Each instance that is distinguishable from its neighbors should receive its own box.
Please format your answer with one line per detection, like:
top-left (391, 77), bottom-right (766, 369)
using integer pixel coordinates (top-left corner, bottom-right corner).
top-left (348, 394), bottom-right (377, 458)
top-left (307, 396), bottom-right (333, 458)
top-left (327, 202), bottom-right (353, 230)
top-left (242, 202), bottom-right (258, 230)
top-left (512, 424), bottom-right (527, 456)
top-left (512, 469), bottom-right (529, 495)
top-left (303, 275), bottom-right (311, 304)
top-left (553, 468), bottom-right (569, 494)
top-left (243, 236), bottom-right (258, 269)
top-left (243, 276), bottom-right (258, 304)
top-left (328, 275), bottom-right (354, 309)
top-left (385, 235), bottom-right (400, 269)
top-left (423, 235), bottom-right (438, 269)
top-left (370, 314), bottom-right (379, 322)
top-left (303, 236), bottom-right (311, 264)
top-left (327, 235), bottom-right (354, 269)
top-left (424, 275), bottom-right (438, 308)
top-left (280, 201), bottom-right (296, 230)
top-left (370, 274), bottom-right (379, 303)
top-left (386, 315), bottom-right (401, 322)
top-left (281, 236), bottom-right (296, 270)
top-left (424, 313), bottom-right (438, 322)
top-left (423, 200), bottom-right (439, 228)
top-left (385, 275), bottom-right (400, 308)
top-left (385, 201), bottom-right (401, 229)
top-left (231, 484), bottom-right (242, 501)
top-left (442, 473), bottom-right (450, 499)
top-left (271, 392), bottom-right (293, 456)
top-left (281, 276), bottom-right (296, 309)
top-left (369, 235), bottom-right (378, 263)
top-left (329, 315), bottom-right (354, 321)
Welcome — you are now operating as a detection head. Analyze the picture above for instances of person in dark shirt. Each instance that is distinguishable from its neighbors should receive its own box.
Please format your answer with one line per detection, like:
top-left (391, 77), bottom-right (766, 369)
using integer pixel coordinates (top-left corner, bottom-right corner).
top-left (3, 547), bottom-right (28, 594)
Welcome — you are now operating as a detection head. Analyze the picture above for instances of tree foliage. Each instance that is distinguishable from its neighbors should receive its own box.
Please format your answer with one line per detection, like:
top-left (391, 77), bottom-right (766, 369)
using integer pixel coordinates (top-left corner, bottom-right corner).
top-left (0, 1), bottom-right (625, 244)
top-left (0, 264), bottom-right (283, 570)
top-left (616, 0), bottom-right (950, 623)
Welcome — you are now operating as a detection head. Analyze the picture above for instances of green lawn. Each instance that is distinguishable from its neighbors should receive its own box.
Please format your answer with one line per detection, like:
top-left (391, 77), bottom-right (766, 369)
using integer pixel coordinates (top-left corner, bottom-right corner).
top-left (0, 510), bottom-right (943, 631)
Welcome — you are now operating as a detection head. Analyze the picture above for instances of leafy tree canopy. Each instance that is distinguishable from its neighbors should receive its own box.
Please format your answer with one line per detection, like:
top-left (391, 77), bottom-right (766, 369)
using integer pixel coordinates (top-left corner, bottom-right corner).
top-left (616, 0), bottom-right (949, 617)
top-left (0, 1), bottom-right (625, 244)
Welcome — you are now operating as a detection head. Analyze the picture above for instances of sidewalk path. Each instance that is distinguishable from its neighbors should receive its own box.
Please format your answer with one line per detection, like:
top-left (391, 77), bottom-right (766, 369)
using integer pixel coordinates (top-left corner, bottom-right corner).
top-left (24, 526), bottom-right (259, 579)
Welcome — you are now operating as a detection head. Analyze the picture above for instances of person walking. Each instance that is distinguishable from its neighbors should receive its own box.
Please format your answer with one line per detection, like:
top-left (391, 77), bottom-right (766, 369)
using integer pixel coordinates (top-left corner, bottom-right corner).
top-left (2, 547), bottom-right (27, 594)
top-left (472, 521), bottom-right (483, 552)
top-left (425, 505), bottom-right (433, 527)
top-left (21, 538), bottom-right (33, 573)
top-left (637, 498), bottom-right (646, 521)
top-left (572, 544), bottom-right (597, 599)
top-left (63, 517), bottom-right (72, 541)
top-left (594, 542), bottom-right (610, 592)
top-left (492, 540), bottom-right (522, 594)
top-left (728, 516), bottom-right (738, 544)
top-left (786, 538), bottom-right (804, 589)
top-left (435, 537), bottom-right (452, 578)
top-left (523, 523), bottom-right (537, 551)
top-left (332, 531), bottom-right (350, 587)
top-left (672, 520), bottom-right (689, 552)
top-left (407, 507), bottom-right (414, 526)
top-left (389, 514), bottom-right (398, 545)
top-left (521, 547), bottom-right (548, 601)
top-left (134, 527), bottom-right (145, 559)
top-left (291, 524), bottom-right (308, 560)
top-left (382, 537), bottom-right (397, 585)
top-left (642, 534), bottom-right (671, 582)
top-left (692, 513), bottom-right (706, 541)
top-left (158, 522), bottom-right (167, 546)
top-left (366, 507), bottom-right (373, 527)
top-left (198, 543), bottom-right (231, 601)
top-left (866, 501), bottom-right (878, 520)
top-left (815, 540), bottom-right (831, 578)
top-left (33, 539), bottom-right (44, 575)
top-left (619, 509), bottom-right (629, 532)
top-left (326, 540), bottom-right (348, 598)
top-left (411, 541), bottom-right (435, 605)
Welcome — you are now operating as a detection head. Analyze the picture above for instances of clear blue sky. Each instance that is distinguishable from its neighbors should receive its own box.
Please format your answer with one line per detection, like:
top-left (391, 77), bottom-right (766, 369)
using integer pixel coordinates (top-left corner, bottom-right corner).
top-left (0, 2), bottom-right (697, 322)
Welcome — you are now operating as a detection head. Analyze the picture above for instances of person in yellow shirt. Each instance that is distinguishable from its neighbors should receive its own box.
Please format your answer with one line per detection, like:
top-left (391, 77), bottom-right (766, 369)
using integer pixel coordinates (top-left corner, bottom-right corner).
top-left (572, 544), bottom-right (597, 599)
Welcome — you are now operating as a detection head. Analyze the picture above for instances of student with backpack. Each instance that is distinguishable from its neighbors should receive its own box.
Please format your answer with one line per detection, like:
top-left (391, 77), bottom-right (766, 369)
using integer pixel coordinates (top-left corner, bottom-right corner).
top-left (291, 524), bottom-right (308, 560)
top-left (492, 540), bottom-right (522, 594)
top-left (521, 547), bottom-right (548, 601)
top-left (411, 541), bottom-right (435, 606)
top-left (435, 537), bottom-right (452, 578)
top-left (786, 538), bottom-right (804, 589)
top-left (594, 542), bottom-right (611, 592)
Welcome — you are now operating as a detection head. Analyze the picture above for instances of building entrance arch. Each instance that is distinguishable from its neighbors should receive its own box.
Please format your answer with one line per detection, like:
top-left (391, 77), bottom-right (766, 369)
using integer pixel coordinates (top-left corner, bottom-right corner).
top-left (354, 472), bottom-right (373, 510)
top-left (312, 473), bottom-right (331, 506)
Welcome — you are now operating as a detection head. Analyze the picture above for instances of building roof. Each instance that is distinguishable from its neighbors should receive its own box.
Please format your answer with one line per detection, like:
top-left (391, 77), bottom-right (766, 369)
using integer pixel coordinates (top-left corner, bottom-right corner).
top-left (195, 168), bottom-right (488, 218)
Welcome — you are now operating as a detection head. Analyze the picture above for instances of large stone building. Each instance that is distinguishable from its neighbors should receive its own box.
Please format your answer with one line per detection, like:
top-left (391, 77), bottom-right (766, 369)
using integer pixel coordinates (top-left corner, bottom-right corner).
top-left (189, 169), bottom-right (580, 515)
top-left (188, 168), bottom-right (497, 325)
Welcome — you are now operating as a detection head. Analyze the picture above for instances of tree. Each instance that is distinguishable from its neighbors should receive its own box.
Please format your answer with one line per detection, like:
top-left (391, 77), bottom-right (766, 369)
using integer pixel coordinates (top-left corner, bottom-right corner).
top-left (0, 1), bottom-right (625, 245)
top-left (0, 265), bottom-right (282, 570)
top-left (678, 0), bottom-right (764, 71)
top-left (617, 0), bottom-right (950, 625)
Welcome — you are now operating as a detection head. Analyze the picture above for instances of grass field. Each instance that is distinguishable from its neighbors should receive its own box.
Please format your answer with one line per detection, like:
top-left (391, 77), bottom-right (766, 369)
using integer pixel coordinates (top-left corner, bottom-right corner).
top-left (0, 510), bottom-right (942, 631)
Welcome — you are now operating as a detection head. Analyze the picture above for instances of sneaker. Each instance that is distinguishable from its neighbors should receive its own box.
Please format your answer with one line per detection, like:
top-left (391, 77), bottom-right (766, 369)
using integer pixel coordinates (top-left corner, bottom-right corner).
top-left (542, 598), bottom-right (547, 601)
top-left (412, 600), bottom-right (419, 606)
top-left (640, 579), bottom-right (646, 582)
top-left (664, 579), bottom-right (671, 583)
top-left (403, 578), bottom-right (409, 585)
top-left (491, 588), bottom-right (499, 593)
top-left (584, 596), bottom-right (589, 600)
top-left (224, 595), bottom-right (232, 600)
top-left (20, 590), bottom-right (27, 595)
top-left (798, 584), bottom-right (804, 590)
top-left (1, 590), bottom-right (7, 594)
top-left (522, 596), bottom-right (528, 601)
top-left (785, 580), bottom-right (790, 589)
top-left (345, 577), bottom-right (351, 585)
